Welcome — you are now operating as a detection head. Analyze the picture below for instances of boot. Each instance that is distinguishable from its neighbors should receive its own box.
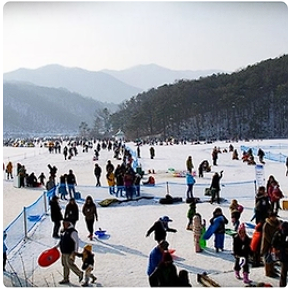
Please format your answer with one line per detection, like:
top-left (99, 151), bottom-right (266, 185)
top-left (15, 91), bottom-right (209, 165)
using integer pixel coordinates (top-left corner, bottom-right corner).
top-left (243, 272), bottom-right (251, 284)
top-left (91, 275), bottom-right (97, 283)
top-left (235, 270), bottom-right (241, 280)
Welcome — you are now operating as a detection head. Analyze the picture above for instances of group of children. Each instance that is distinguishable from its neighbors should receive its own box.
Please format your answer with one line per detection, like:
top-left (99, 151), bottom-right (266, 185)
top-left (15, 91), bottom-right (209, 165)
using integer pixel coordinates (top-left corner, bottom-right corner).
top-left (186, 197), bottom-right (256, 284)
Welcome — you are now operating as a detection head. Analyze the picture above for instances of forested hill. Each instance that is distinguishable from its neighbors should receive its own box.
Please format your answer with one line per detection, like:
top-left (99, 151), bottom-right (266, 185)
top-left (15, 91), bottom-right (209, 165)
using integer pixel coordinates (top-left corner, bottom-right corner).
top-left (110, 55), bottom-right (288, 141)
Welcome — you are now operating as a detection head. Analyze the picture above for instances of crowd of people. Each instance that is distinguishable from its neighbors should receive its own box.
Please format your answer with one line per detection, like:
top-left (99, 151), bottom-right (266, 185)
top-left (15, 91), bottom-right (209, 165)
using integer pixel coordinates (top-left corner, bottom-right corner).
top-left (3, 139), bottom-right (288, 287)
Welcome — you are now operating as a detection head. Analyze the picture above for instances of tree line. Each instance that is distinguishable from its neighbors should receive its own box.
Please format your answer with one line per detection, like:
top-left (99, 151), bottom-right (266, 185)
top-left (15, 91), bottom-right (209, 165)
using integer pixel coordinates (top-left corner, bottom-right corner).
top-left (107, 55), bottom-right (287, 141)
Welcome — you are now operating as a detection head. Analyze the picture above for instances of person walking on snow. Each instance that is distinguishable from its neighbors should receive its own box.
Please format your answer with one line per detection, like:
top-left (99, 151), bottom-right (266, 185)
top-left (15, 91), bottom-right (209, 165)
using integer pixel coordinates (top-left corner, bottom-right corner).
top-left (82, 196), bottom-right (98, 241)
top-left (94, 164), bottom-right (102, 187)
top-left (49, 195), bottom-right (63, 238)
top-left (146, 216), bottom-right (177, 243)
top-left (76, 244), bottom-right (97, 287)
top-left (57, 219), bottom-right (83, 284)
top-left (233, 223), bottom-right (252, 284)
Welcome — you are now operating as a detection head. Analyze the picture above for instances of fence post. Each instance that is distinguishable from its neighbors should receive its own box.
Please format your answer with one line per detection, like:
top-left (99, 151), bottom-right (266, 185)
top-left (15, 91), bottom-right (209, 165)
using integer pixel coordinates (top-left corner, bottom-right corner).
top-left (23, 207), bottom-right (28, 240)
top-left (43, 191), bottom-right (48, 215)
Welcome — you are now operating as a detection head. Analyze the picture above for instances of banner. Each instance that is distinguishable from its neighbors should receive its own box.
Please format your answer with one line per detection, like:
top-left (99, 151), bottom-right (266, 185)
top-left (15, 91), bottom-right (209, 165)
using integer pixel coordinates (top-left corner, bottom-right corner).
top-left (255, 164), bottom-right (265, 188)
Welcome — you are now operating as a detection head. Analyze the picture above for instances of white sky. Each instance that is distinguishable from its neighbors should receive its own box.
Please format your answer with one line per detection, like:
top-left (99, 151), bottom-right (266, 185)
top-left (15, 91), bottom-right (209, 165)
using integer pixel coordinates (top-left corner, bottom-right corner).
top-left (2, 1), bottom-right (288, 73)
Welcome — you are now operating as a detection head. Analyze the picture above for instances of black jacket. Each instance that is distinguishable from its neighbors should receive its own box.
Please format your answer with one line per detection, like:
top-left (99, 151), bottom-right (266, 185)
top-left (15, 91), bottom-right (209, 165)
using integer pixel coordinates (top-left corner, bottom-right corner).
top-left (149, 262), bottom-right (179, 287)
top-left (147, 220), bottom-right (176, 242)
top-left (60, 227), bottom-right (77, 254)
top-left (233, 234), bottom-right (252, 258)
top-left (49, 199), bottom-right (63, 222)
top-left (65, 203), bottom-right (79, 222)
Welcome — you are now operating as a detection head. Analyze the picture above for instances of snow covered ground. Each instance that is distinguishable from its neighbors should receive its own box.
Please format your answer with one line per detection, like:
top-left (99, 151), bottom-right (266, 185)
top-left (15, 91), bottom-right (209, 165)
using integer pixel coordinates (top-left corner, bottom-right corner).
top-left (2, 139), bottom-right (288, 287)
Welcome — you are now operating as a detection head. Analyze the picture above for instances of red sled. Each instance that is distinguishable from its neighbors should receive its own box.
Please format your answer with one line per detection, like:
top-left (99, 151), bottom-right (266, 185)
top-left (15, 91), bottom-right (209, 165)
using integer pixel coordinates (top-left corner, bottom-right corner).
top-left (38, 247), bottom-right (60, 267)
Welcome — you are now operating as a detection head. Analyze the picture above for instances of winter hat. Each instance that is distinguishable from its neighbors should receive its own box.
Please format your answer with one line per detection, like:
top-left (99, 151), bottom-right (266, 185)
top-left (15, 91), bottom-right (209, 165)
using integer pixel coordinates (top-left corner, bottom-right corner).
top-left (238, 223), bottom-right (246, 233)
top-left (84, 244), bottom-right (92, 252)
top-left (162, 216), bottom-right (172, 222)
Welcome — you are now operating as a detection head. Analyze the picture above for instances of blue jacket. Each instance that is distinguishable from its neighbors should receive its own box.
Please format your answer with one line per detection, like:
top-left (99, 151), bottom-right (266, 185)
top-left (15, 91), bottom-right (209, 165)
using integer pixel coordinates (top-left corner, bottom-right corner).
top-left (186, 173), bottom-right (195, 185)
top-left (147, 246), bottom-right (163, 276)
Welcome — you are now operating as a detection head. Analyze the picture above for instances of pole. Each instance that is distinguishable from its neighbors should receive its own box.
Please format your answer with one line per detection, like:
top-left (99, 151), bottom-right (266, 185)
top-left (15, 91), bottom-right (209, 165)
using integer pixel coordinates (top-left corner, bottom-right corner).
top-left (43, 191), bottom-right (48, 215)
top-left (23, 207), bottom-right (28, 240)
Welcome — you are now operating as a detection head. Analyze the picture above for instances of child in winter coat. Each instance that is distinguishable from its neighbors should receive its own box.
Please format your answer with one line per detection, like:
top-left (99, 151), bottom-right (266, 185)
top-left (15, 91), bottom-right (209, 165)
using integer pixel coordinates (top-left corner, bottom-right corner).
top-left (186, 200), bottom-right (196, 230)
top-left (76, 244), bottom-right (97, 287)
top-left (210, 207), bottom-right (228, 252)
top-left (229, 199), bottom-right (243, 231)
top-left (233, 223), bottom-right (252, 284)
top-left (192, 213), bottom-right (205, 253)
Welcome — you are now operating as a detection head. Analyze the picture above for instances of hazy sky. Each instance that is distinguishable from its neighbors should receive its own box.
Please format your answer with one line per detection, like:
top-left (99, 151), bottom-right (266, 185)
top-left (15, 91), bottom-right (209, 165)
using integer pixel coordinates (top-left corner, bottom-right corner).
top-left (3, 1), bottom-right (288, 73)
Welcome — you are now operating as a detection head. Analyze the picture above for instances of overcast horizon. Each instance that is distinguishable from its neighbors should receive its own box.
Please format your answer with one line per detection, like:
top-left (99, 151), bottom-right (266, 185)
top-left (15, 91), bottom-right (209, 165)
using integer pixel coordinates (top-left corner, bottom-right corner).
top-left (3, 1), bottom-right (288, 74)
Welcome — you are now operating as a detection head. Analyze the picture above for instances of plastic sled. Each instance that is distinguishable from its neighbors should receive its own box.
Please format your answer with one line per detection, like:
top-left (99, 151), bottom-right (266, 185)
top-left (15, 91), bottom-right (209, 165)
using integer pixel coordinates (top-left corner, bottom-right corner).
top-left (225, 228), bottom-right (237, 236)
top-left (203, 216), bottom-right (224, 240)
top-left (200, 227), bottom-right (207, 249)
top-left (38, 247), bottom-right (60, 267)
top-left (245, 222), bottom-right (256, 229)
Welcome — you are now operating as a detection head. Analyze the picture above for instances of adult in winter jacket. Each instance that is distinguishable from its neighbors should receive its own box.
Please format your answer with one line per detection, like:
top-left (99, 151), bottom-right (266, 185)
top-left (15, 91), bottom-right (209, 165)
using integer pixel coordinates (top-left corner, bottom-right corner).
top-left (64, 198), bottom-right (79, 226)
top-left (233, 223), bottom-right (252, 284)
top-left (106, 160), bottom-right (114, 173)
top-left (186, 172), bottom-right (195, 199)
top-left (271, 221), bottom-right (288, 287)
top-left (149, 251), bottom-right (179, 287)
top-left (147, 240), bottom-right (169, 277)
top-left (82, 196), bottom-right (98, 240)
top-left (150, 147), bottom-right (155, 159)
top-left (5, 161), bottom-right (13, 180)
top-left (146, 216), bottom-right (177, 243)
top-left (260, 212), bottom-right (281, 278)
top-left (49, 195), bottom-right (63, 238)
top-left (209, 207), bottom-right (228, 252)
top-left (94, 164), bottom-right (102, 187)
top-left (124, 169), bottom-right (135, 200)
top-left (67, 170), bottom-right (77, 199)
top-left (186, 156), bottom-right (194, 173)
top-left (114, 164), bottom-right (124, 197)
top-left (266, 176), bottom-right (283, 215)
top-left (212, 146), bottom-right (219, 166)
top-left (210, 171), bottom-right (223, 204)
top-left (254, 186), bottom-right (271, 224)
top-left (58, 220), bottom-right (83, 284)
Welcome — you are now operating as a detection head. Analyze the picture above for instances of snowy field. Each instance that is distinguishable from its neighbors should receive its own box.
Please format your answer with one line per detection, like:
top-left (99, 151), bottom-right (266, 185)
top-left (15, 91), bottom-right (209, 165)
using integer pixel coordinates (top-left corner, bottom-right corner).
top-left (2, 139), bottom-right (288, 287)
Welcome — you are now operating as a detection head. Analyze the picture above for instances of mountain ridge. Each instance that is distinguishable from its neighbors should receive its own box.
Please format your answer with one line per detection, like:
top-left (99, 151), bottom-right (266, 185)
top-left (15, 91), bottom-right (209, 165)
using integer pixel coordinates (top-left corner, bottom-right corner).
top-left (4, 63), bottom-right (226, 103)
